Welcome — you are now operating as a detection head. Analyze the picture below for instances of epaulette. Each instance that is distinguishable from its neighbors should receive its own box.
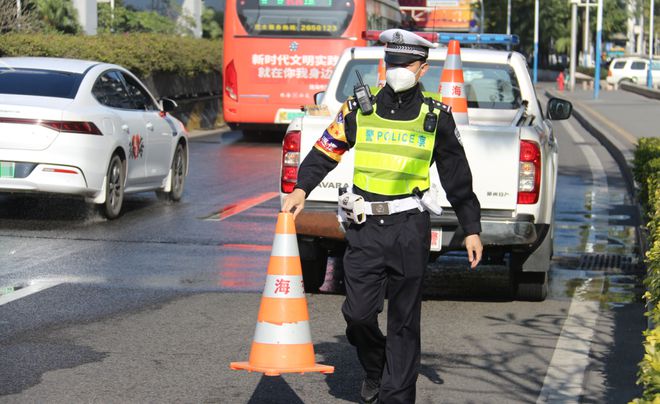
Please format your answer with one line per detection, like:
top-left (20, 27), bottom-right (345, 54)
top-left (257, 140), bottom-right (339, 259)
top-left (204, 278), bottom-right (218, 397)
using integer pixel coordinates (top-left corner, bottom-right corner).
top-left (424, 97), bottom-right (451, 114)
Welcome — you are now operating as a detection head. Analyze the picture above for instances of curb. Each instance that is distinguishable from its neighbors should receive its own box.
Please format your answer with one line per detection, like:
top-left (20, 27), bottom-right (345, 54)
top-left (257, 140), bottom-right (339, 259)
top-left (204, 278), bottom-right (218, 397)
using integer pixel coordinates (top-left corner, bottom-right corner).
top-left (544, 89), bottom-right (636, 196)
top-left (545, 89), bottom-right (648, 300)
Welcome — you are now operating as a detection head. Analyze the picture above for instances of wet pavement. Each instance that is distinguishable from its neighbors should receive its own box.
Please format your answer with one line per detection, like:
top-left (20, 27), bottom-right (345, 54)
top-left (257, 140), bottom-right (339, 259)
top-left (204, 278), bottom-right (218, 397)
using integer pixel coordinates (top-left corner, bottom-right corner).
top-left (0, 85), bottom-right (653, 402)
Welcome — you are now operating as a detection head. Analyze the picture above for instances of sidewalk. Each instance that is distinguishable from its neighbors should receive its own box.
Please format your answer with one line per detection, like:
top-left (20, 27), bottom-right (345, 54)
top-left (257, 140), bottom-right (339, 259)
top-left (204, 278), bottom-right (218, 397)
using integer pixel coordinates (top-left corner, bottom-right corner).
top-left (543, 82), bottom-right (660, 195)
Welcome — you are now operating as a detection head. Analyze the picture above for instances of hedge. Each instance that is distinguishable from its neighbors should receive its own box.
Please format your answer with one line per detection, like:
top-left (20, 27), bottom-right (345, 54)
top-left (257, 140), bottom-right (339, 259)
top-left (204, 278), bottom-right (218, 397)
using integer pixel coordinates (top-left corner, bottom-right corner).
top-left (0, 33), bottom-right (222, 78)
top-left (632, 138), bottom-right (660, 403)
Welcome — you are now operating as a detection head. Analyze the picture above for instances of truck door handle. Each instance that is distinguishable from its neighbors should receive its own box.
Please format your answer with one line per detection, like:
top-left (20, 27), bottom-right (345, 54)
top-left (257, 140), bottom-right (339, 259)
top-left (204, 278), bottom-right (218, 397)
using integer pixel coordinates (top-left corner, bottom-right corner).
top-left (121, 124), bottom-right (129, 133)
top-left (146, 122), bottom-right (154, 131)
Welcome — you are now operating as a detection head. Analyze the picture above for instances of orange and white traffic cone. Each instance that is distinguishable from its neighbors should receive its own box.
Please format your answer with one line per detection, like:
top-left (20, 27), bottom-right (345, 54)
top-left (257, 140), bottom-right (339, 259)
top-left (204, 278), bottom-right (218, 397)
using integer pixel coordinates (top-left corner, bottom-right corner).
top-left (439, 40), bottom-right (469, 125)
top-left (377, 59), bottom-right (386, 88)
top-left (230, 212), bottom-right (334, 376)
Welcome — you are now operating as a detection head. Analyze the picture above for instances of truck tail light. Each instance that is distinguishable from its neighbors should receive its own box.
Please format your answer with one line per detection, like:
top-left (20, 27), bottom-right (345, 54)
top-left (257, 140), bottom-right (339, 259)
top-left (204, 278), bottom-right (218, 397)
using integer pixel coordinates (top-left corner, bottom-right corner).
top-left (281, 129), bottom-right (301, 193)
top-left (225, 60), bottom-right (238, 101)
top-left (518, 140), bottom-right (541, 204)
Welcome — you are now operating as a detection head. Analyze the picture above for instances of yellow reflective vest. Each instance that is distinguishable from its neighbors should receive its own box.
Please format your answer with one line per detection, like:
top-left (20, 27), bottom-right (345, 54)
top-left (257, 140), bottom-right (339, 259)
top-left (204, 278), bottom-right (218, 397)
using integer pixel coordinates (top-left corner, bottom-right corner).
top-left (353, 91), bottom-right (440, 196)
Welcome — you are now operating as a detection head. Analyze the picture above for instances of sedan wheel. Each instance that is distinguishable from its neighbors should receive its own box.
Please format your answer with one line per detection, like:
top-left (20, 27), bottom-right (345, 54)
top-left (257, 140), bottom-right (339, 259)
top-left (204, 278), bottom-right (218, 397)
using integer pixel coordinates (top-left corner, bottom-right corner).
top-left (156, 144), bottom-right (186, 202)
top-left (103, 155), bottom-right (124, 219)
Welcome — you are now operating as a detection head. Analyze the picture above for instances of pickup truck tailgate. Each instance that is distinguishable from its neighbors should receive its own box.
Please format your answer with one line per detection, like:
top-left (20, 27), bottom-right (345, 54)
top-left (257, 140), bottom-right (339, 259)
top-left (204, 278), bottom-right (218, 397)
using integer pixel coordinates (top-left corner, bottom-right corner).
top-left (433, 124), bottom-right (520, 212)
top-left (303, 120), bottom-right (520, 213)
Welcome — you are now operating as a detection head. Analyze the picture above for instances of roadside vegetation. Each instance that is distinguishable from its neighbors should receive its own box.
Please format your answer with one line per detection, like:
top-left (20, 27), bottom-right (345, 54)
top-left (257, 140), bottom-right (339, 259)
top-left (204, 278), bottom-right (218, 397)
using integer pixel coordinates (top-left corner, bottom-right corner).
top-left (0, 0), bottom-right (222, 78)
top-left (632, 137), bottom-right (660, 403)
top-left (0, 33), bottom-right (221, 78)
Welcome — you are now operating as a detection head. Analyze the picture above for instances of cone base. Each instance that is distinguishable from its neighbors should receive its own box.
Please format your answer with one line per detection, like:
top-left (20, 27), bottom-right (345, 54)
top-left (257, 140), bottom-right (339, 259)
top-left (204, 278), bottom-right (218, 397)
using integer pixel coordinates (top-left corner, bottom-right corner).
top-left (230, 361), bottom-right (334, 376)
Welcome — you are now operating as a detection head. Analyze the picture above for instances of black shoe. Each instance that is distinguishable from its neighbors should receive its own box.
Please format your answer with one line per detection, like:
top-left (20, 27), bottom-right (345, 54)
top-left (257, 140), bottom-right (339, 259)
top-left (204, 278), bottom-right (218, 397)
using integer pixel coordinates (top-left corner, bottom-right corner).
top-left (360, 377), bottom-right (380, 404)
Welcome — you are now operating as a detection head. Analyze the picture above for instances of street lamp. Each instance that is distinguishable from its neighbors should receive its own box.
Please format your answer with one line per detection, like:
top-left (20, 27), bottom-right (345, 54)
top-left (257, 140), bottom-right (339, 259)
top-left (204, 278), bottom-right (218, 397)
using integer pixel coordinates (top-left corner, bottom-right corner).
top-left (648, 0), bottom-right (655, 88)
top-left (533, 0), bottom-right (539, 84)
top-left (594, 0), bottom-right (603, 99)
top-left (570, 0), bottom-right (578, 91)
top-left (479, 0), bottom-right (485, 34)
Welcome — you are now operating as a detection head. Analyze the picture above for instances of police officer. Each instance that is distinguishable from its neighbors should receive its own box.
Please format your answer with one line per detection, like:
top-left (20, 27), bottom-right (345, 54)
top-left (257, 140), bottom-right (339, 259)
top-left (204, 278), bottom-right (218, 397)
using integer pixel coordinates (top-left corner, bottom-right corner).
top-left (282, 29), bottom-right (483, 404)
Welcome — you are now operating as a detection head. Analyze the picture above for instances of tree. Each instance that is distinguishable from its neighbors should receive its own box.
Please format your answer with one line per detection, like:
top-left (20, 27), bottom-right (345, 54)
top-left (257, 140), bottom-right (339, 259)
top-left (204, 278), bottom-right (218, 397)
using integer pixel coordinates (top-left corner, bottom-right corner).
top-left (35, 0), bottom-right (80, 34)
top-left (481, 0), bottom-right (627, 66)
top-left (0, 0), bottom-right (41, 33)
top-left (98, 1), bottom-right (189, 35)
top-left (202, 7), bottom-right (222, 39)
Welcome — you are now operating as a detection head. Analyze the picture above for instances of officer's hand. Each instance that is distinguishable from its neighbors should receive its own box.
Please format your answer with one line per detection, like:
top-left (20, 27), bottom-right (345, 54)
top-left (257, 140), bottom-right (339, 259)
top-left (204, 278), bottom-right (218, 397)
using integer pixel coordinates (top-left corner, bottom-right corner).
top-left (282, 188), bottom-right (306, 220)
top-left (465, 234), bottom-right (483, 269)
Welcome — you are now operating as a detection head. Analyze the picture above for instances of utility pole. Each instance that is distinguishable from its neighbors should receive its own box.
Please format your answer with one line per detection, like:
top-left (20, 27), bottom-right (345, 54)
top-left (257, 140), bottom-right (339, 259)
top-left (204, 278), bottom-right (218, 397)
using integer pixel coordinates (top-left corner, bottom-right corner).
top-left (594, 0), bottom-right (603, 99)
top-left (570, 0), bottom-right (578, 90)
top-left (583, 0), bottom-right (590, 67)
top-left (533, 0), bottom-right (539, 84)
top-left (648, 0), bottom-right (655, 88)
top-left (507, 0), bottom-right (511, 51)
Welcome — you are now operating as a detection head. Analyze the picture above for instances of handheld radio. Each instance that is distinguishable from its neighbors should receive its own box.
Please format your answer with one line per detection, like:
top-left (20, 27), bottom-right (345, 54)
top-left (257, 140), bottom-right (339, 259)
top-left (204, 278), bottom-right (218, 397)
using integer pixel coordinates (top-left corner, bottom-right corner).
top-left (353, 70), bottom-right (374, 115)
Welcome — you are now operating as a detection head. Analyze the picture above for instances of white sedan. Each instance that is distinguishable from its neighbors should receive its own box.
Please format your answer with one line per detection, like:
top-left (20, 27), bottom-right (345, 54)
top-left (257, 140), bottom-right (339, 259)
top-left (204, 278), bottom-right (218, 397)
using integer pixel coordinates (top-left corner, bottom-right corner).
top-left (0, 57), bottom-right (189, 219)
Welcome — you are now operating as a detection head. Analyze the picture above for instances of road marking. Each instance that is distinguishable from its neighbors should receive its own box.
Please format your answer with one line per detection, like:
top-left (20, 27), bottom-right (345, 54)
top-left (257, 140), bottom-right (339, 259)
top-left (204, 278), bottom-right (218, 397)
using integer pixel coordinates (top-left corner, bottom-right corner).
top-left (0, 280), bottom-right (61, 306)
top-left (537, 119), bottom-right (609, 403)
top-left (573, 99), bottom-right (638, 145)
top-left (203, 192), bottom-right (279, 221)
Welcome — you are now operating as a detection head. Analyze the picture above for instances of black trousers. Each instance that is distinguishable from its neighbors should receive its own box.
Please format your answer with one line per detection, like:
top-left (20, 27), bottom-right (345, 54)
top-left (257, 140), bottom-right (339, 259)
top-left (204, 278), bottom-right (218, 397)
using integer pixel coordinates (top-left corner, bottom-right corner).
top-left (342, 210), bottom-right (431, 404)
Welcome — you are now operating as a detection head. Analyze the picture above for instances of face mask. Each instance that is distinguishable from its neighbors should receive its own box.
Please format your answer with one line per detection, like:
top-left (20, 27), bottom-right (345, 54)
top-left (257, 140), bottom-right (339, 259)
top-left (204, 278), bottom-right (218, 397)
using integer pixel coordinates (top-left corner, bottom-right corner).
top-left (386, 64), bottom-right (424, 93)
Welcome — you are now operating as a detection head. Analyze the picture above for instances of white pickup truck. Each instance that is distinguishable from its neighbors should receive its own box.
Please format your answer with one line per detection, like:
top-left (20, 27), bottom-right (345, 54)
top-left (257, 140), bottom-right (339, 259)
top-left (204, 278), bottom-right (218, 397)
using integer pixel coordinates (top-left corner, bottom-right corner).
top-left (279, 43), bottom-right (572, 301)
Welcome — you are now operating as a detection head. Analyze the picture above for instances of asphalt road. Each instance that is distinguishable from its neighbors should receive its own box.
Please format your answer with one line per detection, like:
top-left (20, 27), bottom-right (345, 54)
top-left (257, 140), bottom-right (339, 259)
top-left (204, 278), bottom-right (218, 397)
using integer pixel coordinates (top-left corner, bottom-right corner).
top-left (0, 93), bottom-right (647, 402)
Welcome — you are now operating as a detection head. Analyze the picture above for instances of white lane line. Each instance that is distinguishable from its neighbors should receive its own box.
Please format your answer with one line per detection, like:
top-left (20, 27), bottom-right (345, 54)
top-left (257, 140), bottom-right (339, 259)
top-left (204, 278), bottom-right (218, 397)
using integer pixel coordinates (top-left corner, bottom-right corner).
top-left (536, 119), bottom-right (608, 403)
top-left (0, 281), bottom-right (61, 306)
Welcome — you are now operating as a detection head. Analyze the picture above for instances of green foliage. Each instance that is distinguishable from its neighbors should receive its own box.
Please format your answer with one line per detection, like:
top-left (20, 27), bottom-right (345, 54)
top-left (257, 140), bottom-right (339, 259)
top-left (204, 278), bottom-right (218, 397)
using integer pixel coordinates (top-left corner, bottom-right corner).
top-left (482, 0), bottom-right (627, 65)
top-left (0, 33), bottom-right (221, 77)
top-left (634, 138), bottom-right (660, 212)
top-left (202, 7), bottom-right (223, 39)
top-left (576, 66), bottom-right (612, 82)
top-left (98, 4), bottom-right (182, 35)
top-left (34, 0), bottom-right (80, 34)
top-left (633, 137), bottom-right (660, 402)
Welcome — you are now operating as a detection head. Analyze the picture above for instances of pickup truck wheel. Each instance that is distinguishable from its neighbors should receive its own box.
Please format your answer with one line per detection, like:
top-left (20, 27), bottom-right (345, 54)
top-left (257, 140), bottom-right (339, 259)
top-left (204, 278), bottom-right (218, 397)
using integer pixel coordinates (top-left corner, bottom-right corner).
top-left (514, 271), bottom-right (548, 301)
top-left (298, 238), bottom-right (328, 293)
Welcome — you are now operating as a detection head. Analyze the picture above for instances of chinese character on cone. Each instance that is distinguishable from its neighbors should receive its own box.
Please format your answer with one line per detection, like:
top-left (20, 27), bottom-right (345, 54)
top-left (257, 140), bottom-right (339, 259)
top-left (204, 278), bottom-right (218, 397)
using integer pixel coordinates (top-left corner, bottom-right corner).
top-left (439, 40), bottom-right (469, 125)
top-left (230, 212), bottom-right (334, 376)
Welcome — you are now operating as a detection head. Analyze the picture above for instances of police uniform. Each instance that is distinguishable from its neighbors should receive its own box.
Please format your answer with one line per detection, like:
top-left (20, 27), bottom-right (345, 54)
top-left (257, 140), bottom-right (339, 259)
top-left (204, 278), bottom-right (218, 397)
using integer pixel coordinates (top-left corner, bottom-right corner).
top-left (294, 29), bottom-right (481, 403)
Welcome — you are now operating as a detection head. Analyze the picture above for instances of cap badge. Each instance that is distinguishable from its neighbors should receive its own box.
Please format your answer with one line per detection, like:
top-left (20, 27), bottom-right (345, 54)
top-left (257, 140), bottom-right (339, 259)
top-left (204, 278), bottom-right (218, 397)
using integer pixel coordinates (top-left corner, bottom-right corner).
top-left (393, 32), bottom-right (404, 44)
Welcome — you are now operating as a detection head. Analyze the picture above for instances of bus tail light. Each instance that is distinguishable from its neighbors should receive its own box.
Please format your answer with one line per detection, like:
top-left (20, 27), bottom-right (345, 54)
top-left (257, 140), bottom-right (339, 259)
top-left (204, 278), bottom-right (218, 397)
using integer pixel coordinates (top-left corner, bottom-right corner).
top-left (281, 129), bottom-right (301, 193)
top-left (225, 60), bottom-right (238, 101)
top-left (518, 140), bottom-right (541, 204)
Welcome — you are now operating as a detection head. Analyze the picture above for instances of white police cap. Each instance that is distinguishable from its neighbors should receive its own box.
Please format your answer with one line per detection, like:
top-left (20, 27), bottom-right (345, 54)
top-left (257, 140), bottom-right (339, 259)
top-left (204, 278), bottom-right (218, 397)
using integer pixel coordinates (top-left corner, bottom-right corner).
top-left (379, 29), bottom-right (437, 65)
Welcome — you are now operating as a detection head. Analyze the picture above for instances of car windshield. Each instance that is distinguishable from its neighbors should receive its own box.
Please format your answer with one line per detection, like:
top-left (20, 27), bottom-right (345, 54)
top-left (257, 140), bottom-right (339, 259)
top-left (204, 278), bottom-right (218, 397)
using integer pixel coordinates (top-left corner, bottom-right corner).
top-left (0, 68), bottom-right (82, 99)
top-left (335, 60), bottom-right (522, 109)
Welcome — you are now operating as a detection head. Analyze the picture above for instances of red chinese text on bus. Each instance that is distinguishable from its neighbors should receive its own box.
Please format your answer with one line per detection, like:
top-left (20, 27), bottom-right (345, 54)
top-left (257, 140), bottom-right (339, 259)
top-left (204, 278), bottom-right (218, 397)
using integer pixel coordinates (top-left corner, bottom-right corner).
top-left (223, 0), bottom-right (401, 135)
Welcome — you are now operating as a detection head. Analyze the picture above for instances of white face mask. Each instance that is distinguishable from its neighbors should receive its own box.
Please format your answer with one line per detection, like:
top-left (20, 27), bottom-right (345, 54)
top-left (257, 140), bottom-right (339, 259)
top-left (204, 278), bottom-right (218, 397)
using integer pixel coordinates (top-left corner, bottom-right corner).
top-left (386, 64), bottom-right (423, 93)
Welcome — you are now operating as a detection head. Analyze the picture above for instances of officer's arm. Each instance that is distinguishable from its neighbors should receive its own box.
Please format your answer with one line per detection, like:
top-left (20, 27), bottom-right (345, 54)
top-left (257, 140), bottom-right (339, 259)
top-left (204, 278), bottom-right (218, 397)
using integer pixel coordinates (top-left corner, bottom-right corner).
top-left (293, 102), bottom-right (355, 196)
top-left (434, 108), bottom-right (482, 236)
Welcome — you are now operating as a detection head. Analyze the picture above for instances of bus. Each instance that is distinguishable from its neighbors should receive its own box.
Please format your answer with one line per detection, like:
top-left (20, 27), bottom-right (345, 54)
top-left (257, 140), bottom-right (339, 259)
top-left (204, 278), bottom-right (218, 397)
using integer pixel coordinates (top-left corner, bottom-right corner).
top-left (399, 0), bottom-right (477, 32)
top-left (223, 0), bottom-right (402, 137)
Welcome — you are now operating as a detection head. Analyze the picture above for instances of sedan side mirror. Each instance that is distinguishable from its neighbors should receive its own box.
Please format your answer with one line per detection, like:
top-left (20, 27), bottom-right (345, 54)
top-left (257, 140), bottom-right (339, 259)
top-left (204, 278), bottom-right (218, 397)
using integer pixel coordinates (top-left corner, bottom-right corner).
top-left (547, 97), bottom-right (572, 120)
top-left (160, 98), bottom-right (178, 112)
top-left (314, 91), bottom-right (325, 105)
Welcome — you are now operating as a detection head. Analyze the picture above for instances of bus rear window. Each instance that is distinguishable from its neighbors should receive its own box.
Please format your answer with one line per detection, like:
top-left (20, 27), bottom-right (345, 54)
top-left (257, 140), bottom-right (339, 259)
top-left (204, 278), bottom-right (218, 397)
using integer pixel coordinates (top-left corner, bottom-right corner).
top-left (0, 68), bottom-right (82, 99)
top-left (236, 0), bottom-right (355, 37)
top-left (335, 60), bottom-right (522, 110)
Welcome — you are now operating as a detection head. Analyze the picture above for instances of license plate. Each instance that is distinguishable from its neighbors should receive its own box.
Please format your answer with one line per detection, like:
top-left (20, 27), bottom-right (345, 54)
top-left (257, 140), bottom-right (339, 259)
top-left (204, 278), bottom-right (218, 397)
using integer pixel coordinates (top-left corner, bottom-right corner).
top-left (430, 228), bottom-right (442, 251)
top-left (0, 161), bottom-right (15, 178)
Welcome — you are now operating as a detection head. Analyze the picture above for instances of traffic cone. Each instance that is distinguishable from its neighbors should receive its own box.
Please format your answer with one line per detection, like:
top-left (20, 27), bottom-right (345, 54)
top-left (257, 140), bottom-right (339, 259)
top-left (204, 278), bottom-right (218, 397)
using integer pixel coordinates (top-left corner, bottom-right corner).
top-left (377, 59), bottom-right (386, 88)
top-left (230, 212), bottom-right (334, 376)
top-left (439, 40), bottom-right (469, 125)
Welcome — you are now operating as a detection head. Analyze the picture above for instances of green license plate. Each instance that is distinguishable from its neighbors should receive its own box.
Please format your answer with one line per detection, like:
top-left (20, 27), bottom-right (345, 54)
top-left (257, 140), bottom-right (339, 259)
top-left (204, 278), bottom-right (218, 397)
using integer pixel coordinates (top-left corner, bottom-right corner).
top-left (0, 162), bottom-right (15, 178)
